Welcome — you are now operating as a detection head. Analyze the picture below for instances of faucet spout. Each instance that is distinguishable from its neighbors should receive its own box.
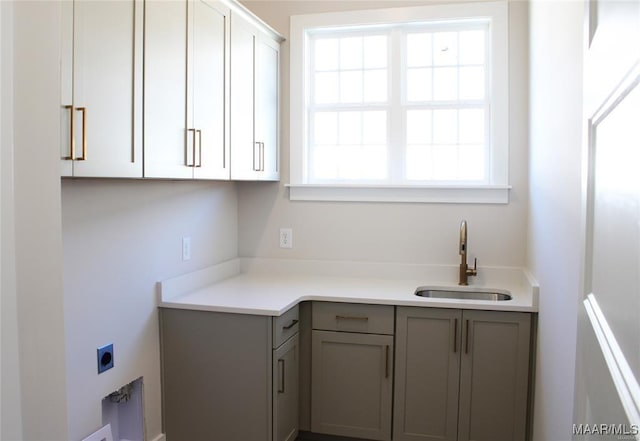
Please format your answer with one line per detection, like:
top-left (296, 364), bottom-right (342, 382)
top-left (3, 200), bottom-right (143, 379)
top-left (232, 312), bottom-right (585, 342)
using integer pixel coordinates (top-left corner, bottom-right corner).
top-left (459, 220), bottom-right (467, 254)
top-left (459, 220), bottom-right (477, 285)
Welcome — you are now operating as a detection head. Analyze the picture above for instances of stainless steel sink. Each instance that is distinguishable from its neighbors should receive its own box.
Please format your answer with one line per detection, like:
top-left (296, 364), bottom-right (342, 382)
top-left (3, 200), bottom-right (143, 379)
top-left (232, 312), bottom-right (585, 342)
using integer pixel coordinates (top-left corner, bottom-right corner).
top-left (415, 287), bottom-right (512, 301)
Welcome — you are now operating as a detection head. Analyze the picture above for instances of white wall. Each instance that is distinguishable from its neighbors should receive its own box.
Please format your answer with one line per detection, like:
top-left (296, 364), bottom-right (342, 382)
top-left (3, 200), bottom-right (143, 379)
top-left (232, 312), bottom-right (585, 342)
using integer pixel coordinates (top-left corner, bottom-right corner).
top-left (1, 2), bottom-right (584, 441)
top-left (5, 2), bottom-right (241, 439)
top-left (1, 2), bottom-right (24, 440)
top-left (238, 0), bottom-right (530, 269)
top-left (527, 1), bottom-right (584, 440)
top-left (11, 2), bottom-right (70, 439)
top-left (61, 179), bottom-right (238, 440)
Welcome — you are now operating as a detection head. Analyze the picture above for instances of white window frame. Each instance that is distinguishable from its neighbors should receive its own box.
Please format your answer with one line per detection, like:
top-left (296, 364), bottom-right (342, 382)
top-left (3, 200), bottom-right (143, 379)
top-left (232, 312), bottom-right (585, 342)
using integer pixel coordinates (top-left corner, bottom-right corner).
top-left (289, 2), bottom-right (510, 203)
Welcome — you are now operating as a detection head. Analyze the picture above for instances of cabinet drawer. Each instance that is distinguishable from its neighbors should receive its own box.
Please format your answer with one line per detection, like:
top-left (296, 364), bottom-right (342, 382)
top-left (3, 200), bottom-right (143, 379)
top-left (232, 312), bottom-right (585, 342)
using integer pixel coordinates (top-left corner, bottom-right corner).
top-left (273, 305), bottom-right (300, 348)
top-left (312, 302), bottom-right (394, 335)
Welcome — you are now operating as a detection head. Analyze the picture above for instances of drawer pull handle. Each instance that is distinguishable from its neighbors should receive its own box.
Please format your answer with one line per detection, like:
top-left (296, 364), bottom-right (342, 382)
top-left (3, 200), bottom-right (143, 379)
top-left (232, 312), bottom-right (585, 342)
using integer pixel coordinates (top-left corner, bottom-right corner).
top-left (282, 319), bottom-right (298, 331)
top-left (335, 315), bottom-right (369, 322)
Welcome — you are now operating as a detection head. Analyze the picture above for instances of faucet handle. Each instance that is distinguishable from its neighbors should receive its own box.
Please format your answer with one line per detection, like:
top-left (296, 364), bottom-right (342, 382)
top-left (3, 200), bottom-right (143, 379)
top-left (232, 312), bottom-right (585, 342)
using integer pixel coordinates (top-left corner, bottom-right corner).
top-left (467, 258), bottom-right (478, 277)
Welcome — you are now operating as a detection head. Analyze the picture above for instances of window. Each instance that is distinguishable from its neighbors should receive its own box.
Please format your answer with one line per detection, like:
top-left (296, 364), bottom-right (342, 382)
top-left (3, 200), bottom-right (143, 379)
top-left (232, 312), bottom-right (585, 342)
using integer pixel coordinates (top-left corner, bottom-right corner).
top-left (289, 2), bottom-right (510, 203)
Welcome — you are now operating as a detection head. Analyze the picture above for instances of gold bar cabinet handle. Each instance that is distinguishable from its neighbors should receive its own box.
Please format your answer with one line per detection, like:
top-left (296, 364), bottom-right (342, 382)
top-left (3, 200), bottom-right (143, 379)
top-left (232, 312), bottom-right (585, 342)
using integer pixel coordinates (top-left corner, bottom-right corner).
top-left (186, 129), bottom-right (196, 167)
top-left (465, 319), bottom-right (470, 354)
top-left (196, 129), bottom-right (202, 168)
top-left (75, 107), bottom-right (87, 160)
top-left (253, 141), bottom-right (260, 171)
top-left (260, 142), bottom-right (265, 171)
top-left (278, 359), bottom-right (285, 393)
top-left (282, 319), bottom-right (298, 331)
top-left (335, 315), bottom-right (369, 322)
top-left (453, 318), bottom-right (458, 353)
top-left (385, 345), bottom-right (390, 378)
top-left (63, 105), bottom-right (75, 160)
top-left (192, 129), bottom-right (198, 167)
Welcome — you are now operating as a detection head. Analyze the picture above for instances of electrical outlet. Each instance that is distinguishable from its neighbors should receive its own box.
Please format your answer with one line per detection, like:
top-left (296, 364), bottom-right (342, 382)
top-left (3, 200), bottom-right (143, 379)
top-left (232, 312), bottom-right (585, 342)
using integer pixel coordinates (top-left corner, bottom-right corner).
top-left (279, 228), bottom-right (293, 249)
top-left (182, 237), bottom-right (191, 261)
top-left (97, 343), bottom-right (114, 374)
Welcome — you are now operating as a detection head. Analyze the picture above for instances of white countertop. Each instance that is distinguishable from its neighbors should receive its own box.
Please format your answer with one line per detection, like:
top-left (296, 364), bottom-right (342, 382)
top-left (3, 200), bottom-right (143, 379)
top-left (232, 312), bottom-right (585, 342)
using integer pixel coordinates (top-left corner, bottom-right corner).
top-left (158, 258), bottom-right (539, 316)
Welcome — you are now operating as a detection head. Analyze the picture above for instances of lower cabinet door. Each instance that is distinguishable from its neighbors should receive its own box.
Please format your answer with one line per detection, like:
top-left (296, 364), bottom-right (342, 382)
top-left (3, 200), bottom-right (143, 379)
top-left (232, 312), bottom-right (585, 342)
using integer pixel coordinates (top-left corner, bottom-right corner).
top-left (458, 310), bottom-right (531, 441)
top-left (393, 307), bottom-right (462, 441)
top-left (273, 334), bottom-right (299, 441)
top-left (394, 308), bottom-right (532, 441)
top-left (311, 330), bottom-right (393, 441)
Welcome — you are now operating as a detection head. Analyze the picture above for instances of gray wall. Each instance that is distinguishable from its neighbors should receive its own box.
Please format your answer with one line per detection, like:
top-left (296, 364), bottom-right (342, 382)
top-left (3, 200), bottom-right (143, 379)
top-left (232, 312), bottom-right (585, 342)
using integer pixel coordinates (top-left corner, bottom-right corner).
top-left (527, 1), bottom-right (584, 440)
top-left (238, 0), bottom-right (530, 268)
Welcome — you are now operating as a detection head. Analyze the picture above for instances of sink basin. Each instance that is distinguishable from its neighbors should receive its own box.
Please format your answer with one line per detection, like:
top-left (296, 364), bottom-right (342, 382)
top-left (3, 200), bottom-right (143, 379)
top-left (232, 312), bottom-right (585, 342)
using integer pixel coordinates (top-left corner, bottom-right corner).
top-left (415, 287), bottom-right (512, 301)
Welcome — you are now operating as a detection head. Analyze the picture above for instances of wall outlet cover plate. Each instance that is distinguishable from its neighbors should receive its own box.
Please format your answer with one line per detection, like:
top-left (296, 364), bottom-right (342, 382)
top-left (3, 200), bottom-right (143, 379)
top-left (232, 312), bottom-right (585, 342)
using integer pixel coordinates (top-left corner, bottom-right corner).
top-left (97, 343), bottom-right (114, 374)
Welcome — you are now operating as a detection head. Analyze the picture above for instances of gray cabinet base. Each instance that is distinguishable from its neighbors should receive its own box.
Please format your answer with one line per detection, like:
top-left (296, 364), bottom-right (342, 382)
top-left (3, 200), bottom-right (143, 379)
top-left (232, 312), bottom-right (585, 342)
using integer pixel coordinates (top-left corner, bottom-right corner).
top-left (160, 308), bottom-right (272, 441)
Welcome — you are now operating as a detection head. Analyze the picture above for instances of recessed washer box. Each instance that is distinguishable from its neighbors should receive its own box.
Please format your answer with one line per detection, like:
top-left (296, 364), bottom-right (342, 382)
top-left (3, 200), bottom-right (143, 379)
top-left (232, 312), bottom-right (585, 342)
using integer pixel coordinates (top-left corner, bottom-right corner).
top-left (97, 343), bottom-right (114, 374)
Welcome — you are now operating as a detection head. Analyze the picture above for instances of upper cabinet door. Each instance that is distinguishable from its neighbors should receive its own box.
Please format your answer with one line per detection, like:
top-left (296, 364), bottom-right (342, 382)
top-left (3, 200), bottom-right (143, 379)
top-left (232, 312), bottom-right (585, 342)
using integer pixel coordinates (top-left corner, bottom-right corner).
top-left (230, 14), bottom-right (258, 180)
top-left (191, 0), bottom-right (230, 180)
top-left (144, 0), bottom-right (192, 179)
top-left (256, 35), bottom-right (280, 181)
top-left (60, 0), bottom-right (143, 178)
top-left (230, 13), bottom-right (281, 181)
top-left (145, 0), bottom-right (230, 180)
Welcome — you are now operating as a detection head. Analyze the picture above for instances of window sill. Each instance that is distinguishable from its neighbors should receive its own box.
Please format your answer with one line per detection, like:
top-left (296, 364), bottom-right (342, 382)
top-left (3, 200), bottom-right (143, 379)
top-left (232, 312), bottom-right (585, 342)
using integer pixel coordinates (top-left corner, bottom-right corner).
top-left (286, 184), bottom-right (511, 204)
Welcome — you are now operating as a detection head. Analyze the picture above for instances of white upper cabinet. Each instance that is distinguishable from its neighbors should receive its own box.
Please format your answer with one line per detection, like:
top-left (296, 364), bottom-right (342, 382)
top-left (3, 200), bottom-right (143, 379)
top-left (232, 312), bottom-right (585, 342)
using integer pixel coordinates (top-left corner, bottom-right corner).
top-left (230, 12), bottom-right (281, 181)
top-left (60, 0), bottom-right (281, 181)
top-left (257, 36), bottom-right (280, 180)
top-left (60, 0), bottom-right (143, 178)
top-left (145, 0), bottom-right (230, 180)
top-left (143, 0), bottom-right (190, 179)
top-left (190, 0), bottom-right (230, 179)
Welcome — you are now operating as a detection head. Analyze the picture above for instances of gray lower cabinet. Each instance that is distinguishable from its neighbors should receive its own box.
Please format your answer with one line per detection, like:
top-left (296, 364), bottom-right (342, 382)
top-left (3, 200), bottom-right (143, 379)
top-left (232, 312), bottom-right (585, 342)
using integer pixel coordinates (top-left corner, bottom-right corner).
top-left (393, 308), bottom-right (461, 441)
top-left (160, 305), bottom-right (299, 441)
top-left (393, 307), bottom-right (532, 441)
top-left (274, 334), bottom-right (299, 441)
top-left (311, 302), bottom-right (394, 441)
top-left (161, 302), bottom-right (532, 441)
